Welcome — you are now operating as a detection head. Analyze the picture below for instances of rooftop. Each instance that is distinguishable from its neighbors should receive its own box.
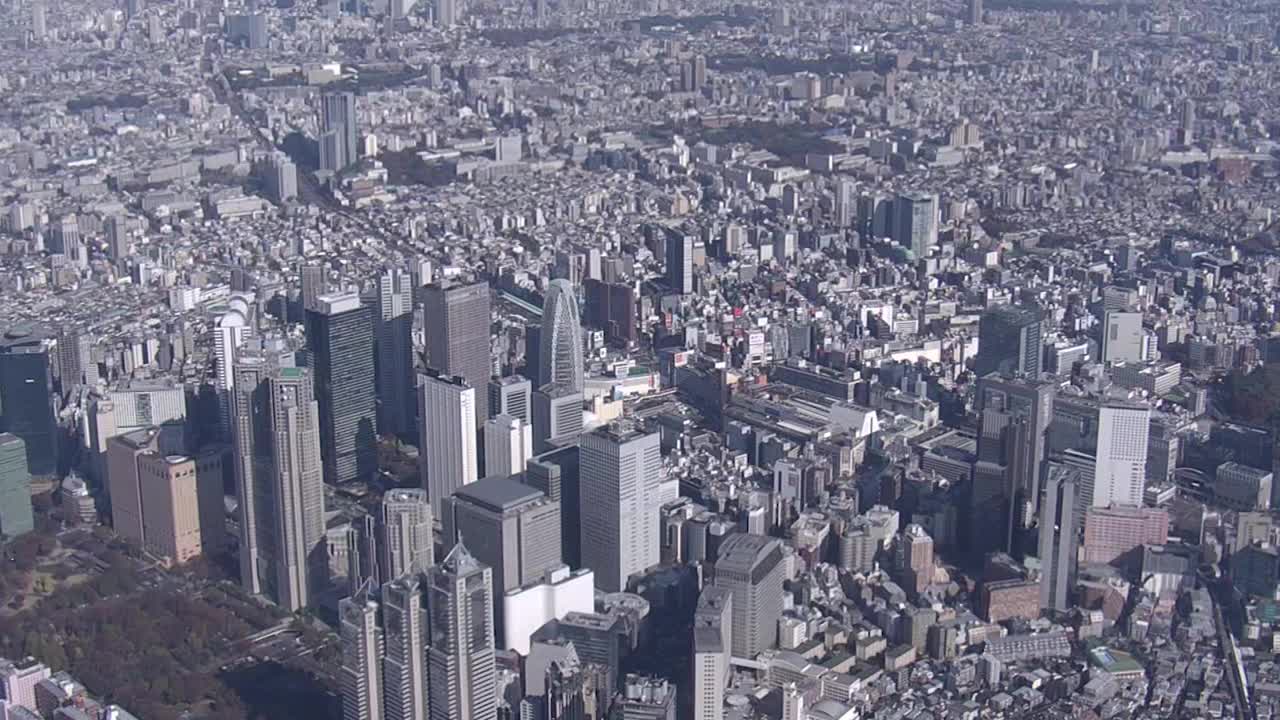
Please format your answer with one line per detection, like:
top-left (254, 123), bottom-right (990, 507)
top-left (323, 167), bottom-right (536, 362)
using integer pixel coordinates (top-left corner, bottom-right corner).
top-left (452, 475), bottom-right (545, 513)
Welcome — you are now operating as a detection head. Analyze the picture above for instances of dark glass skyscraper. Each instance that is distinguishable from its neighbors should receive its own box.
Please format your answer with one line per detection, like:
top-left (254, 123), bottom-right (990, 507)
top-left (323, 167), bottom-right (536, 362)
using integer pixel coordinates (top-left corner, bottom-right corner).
top-left (423, 281), bottom-right (492, 427)
top-left (376, 268), bottom-right (416, 441)
top-left (305, 293), bottom-right (377, 485)
top-left (0, 328), bottom-right (57, 476)
top-left (974, 305), bottom-right (1044, 378)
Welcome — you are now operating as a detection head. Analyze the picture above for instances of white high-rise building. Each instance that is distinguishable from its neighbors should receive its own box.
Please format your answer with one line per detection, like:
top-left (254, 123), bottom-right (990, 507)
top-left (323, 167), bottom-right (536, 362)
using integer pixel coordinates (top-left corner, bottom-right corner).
top-left (380, 489), bottom-right (433, 581)
top-left (418, 371), bottom-right (478, 516)
top-left (214, 297), bottom-right (252, 435)
top-left (1092, 402), bottom-right (1150, 508)
top-left (381, 574), bottom-right (426, 720)
top-left (483, 414), bottom-right (533, 479)
top-left (692, 586), bottom-right (732, 720)
top-left (579, 421), bottom-right (665, 592)
top-left (340, 583), bottom-right (384, 720)
top-left (1102, 311), bottom-right (1144, 365)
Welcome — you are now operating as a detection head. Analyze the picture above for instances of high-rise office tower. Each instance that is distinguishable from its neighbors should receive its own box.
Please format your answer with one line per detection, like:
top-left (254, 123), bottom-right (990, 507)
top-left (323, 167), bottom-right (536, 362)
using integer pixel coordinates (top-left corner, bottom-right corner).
top-left (375, 269), bottom-right (416, 440)
top-left (692, 586), bottom-right (732, 720)
top-left (893, 191), bottom-right (938, 257)
top-left (31, 1), bottom-right (47, 40)
top-left (56, 327), bottom-right (92, 392)
top-left (0, 434), bottom-right (32, 538)
top-left (975, 375), bottom-right (1055, 551)
top-left (340, 582), bottom-right (384, 720)
top-left (896, 524), bottom-right (935, 596)
top-left (532, 383), bottom-right (584, 453)
top-left (418, 370), bottom-right (479, 516)
top-left (214, 301), bottom-right (252, 437)
top-left (1038, 464), bottom-right (1079, 611)
top-left (320, 91), bottom-right (359, 172)
top-left (136, 451), bottom-right (214, 567)
top-left (306, 292), bottom-right (377, 485)
top-left (527, 445), bottom-right (582, 569)
top-left (265, 153), bottom-right (298, 204)
top-left (0, 328), bottom-right (58, 476)
top-left (300, 263), bottom-right (327, 313)
top-left (423, 281), bottom-right (492, 427)
top-left (967, 0), bottom-right (982, 23)
top-left (713, 535), bottom-right (784, 659)
top-left (974, 305), bottom-right (1043, 378)
top-left (538, 280), bottom-right (584, 392)
top-left (434, 0), bottom-right (457, 26)
top-left (665, 233), bottom-right (694, 295)
top-left (488, 375), bottom-right (532, 423)
top-left (232, 357), bottom-right (325, 611)
top-left (580, 422), bottom-right (665, 592)
top-left (1102, 311), bottom-right (1144, 365)
top-left (426, 544), bottom-right (497, 720)
top-left (380, 488), bottom-right (433, 581)
top-left (483, 415), bottom-right (533, 479)
top-left (107, 428), bottom-right (158, 547)
top-left (1180, 98), bottom-right (1195, 141)
top-left (1091, 402), bottom-right (1150, 508)
top-left (382, 574), bottom-right (427, 720)
top-left (834, 178), bottom-right (856, 228)
top-left (442, 476), bottom-right (562, 645)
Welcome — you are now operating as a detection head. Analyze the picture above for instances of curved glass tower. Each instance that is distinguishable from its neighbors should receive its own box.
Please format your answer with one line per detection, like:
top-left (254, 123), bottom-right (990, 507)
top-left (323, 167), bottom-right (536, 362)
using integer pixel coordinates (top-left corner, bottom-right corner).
top-left (538, 280), bottom-right (584, 392)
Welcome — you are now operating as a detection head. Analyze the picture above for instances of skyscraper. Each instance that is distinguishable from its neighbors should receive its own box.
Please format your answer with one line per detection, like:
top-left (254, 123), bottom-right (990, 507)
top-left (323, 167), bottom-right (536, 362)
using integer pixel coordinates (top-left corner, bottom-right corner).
top-left (137, 451), bottom-right (213, 567)
top-left (375, 269), bottom-right (416, 440)
top-left (340, 582), bottom-right (384, 720)
top-left (527, 445), bottom-right (582, 569)
top-left (423, 281), bottom-right (492, 426)
top-left (488, 375), bottom-right (532, 423)
top-left (441, 476), bottom-right (562, 645)
top-left (893, 191), bottom-right (939, 257)
top-left (896, 524), bottom-right (935, 596)
top-left (232, 357), bottom-right (325, 611)
top-left (381, 574), bottom-right (426, 720)
top-left (967, 0), bottom-right (983, 24)
top-left (1092, 402), bottom-right (1150, 508)
top-left (1101, 311), bottom-right (1144, 365)
top-left (713, 534), bottom-right (785, 659)
top-left (834, 178), bottom-right (856, 228)
top-left (425, 544), bottom-right (497, 720)
top-left (580, 422), bottom-right (666, 592)
top-left (974, 305), bottom-right (1044, 378)
top-left (532, 383), bottom-right (584, 453)
top-left (1038, 464), bottom-right (1079, 611)
top-left (0, 434), bottom-right (32, 538)
top-left (305, 292), bottom-right (377, 485)
top-left (538, 280), bottom-right (584, 392)
top-left (692, 586), bottom-right (732, 720)
top-left (0, 328), bottom-right (58, 476)
top-left (31, 1), bottom-right (46, 40)
top-left (483, 414), bottom-right (533, 479)
top-left (665, 233), bottom-right (694, 295)
top-left (975, 374), bottom-right (1055, 551)
top-left (321, 91), bottom-right (359, 172)
top-left (435, 0), bottom-right (457, 26)
top-left (380, 488), bottom-right (433, 582)
top-left (213, 301), bottom-right (251, 438)
top-left (418, 370), bottom-right (479, 516)
top-left (300, 263), bottom-right (327, 313)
